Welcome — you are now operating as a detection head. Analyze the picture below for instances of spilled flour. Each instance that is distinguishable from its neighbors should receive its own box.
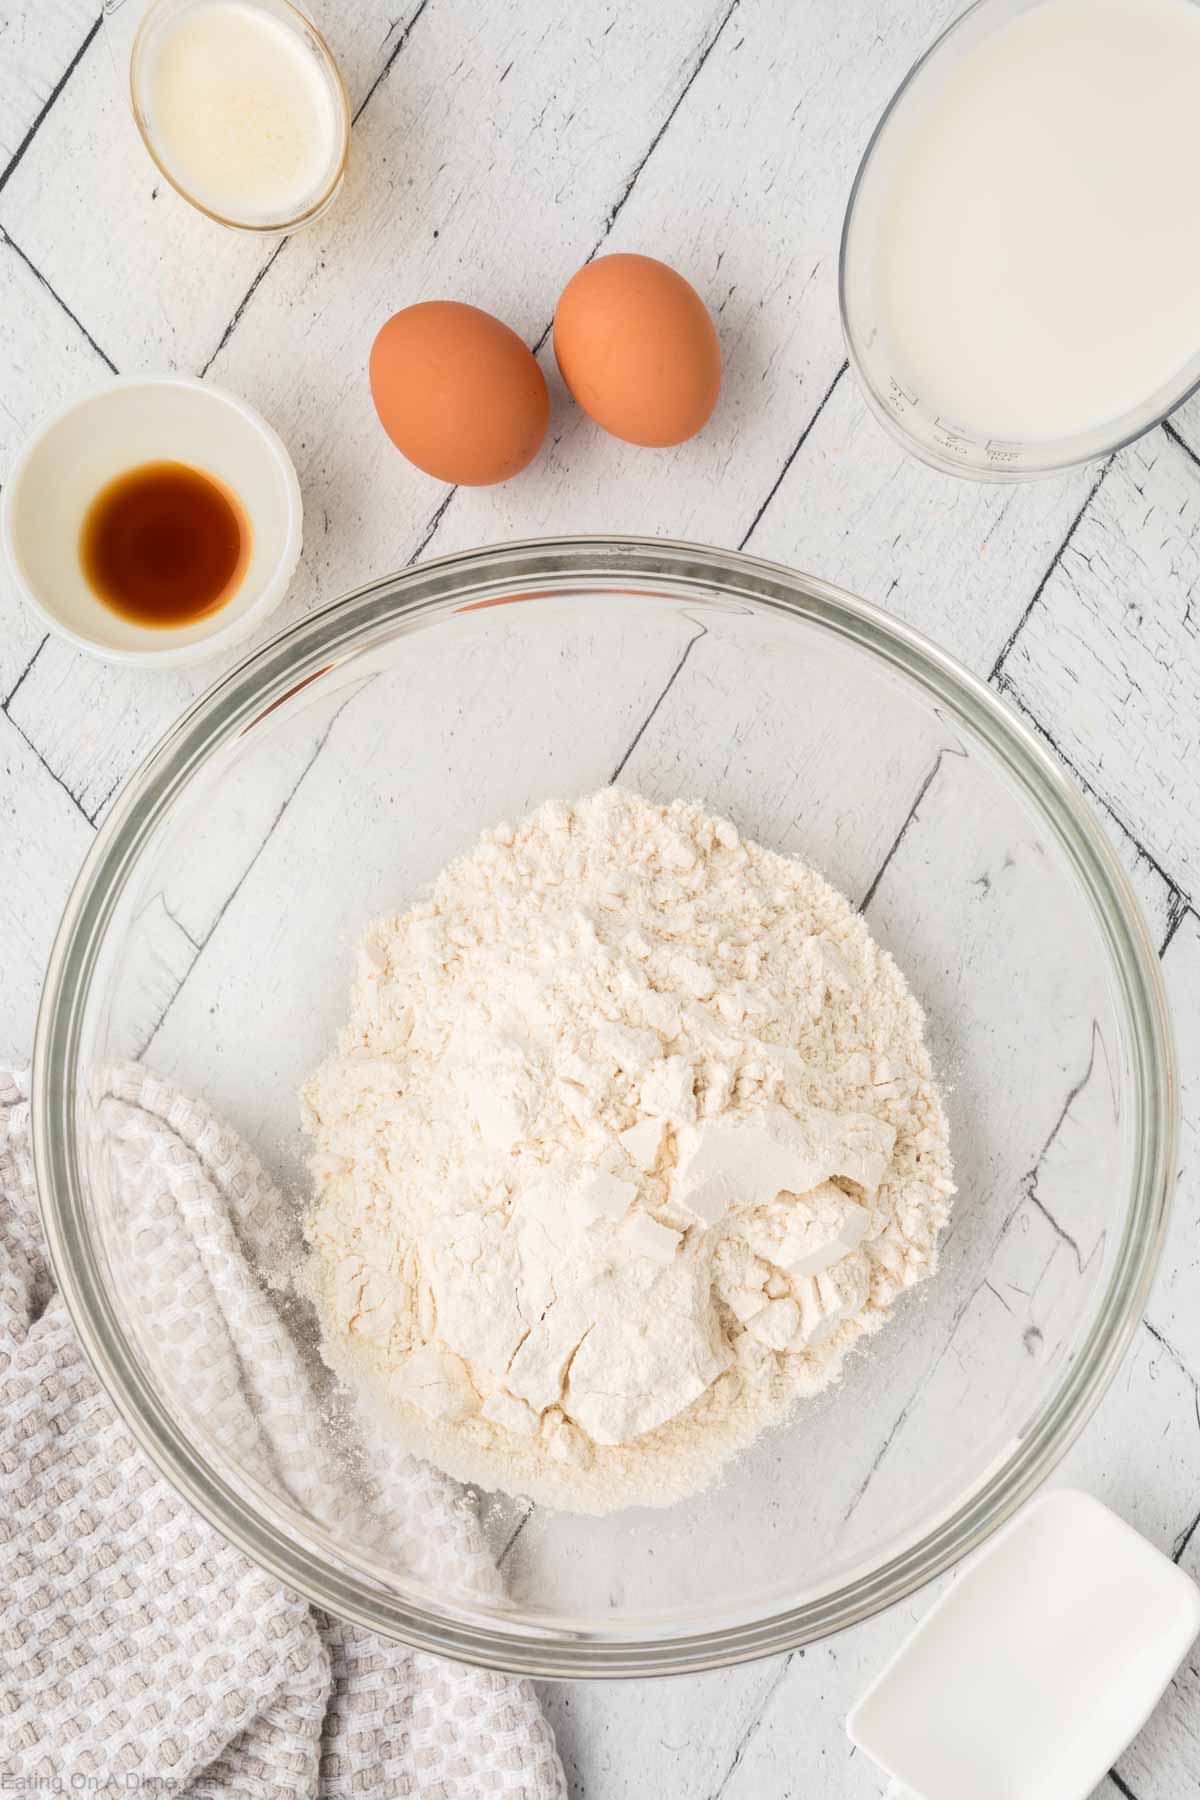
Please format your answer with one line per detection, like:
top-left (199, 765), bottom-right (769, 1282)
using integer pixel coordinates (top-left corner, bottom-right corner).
top-left (299, 789), bottom-right (953, 1512)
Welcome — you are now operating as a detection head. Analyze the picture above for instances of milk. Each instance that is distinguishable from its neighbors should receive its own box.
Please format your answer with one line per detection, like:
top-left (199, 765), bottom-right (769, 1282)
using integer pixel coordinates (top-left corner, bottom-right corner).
top-left (874, 0), bottom-right (1200, 443)
top-left (142, 1), bottom-right (343, 226)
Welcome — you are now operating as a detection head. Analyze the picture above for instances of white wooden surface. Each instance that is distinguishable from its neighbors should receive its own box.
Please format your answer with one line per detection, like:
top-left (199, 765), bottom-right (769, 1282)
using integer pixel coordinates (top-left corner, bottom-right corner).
top-left (1, 2), bottom-right (1199, 1794)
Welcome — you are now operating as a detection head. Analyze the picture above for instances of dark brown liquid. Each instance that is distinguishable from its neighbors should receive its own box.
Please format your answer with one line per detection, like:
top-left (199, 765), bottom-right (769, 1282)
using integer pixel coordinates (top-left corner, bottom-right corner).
top-left (80, 460), bottom-right (249, 627)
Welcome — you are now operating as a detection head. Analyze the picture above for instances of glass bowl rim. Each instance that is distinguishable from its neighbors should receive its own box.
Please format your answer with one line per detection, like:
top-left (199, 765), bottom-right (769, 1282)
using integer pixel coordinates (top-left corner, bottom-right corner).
top-left (837, 0), bottom-right (1200, 483)
top-left (32, 535), bottom-right (1177, 1677)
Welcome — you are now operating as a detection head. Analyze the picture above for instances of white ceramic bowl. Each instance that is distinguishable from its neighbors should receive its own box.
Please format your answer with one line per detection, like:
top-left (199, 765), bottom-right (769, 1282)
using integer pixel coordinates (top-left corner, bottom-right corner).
top-left (1, 375), bottom-right (303, 667)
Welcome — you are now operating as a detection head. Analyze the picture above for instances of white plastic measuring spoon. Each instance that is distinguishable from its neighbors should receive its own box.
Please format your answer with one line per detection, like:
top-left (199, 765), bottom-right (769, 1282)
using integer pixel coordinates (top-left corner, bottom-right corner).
top-left (848, 1490), bottom-right (1200, 1800)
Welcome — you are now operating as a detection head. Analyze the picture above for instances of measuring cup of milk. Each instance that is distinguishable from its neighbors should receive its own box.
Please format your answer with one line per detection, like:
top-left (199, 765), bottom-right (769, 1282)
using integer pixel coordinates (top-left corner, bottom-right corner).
top-left (840, 0), bottom-right (1200, 480)
top-left (114, 0), bottom-right (350, 234)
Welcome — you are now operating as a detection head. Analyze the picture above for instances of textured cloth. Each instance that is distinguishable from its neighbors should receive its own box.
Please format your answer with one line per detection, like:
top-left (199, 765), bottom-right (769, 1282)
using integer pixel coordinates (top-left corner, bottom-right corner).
top-left (0, 1068), bottom-right (565, 1798)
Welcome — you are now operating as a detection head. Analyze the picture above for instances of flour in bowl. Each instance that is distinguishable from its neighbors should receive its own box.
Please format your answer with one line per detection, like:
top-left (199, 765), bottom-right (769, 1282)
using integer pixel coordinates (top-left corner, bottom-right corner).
top-left (299, 788), bottom-right (953, 1512)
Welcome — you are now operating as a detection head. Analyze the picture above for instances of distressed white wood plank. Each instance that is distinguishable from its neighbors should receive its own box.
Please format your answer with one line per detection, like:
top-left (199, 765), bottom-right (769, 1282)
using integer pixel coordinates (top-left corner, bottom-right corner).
top-left (999, 429), bottom-right (1200, 900)
top-left (846, 1204), bottom-right (1098, 1545)
top-left (536, 1627), bottom-right (910, 1799)
top-left (617, 609), bottom-right (961, 906)
top-left (0, 0), bottom-right (96, 169)
top-left (6, 644), bottom-right (219, 822)
top-left (3, 542), bottom-right (367, 829)
top-left (537, 1659), bottom-right (798, 1800)
top-left (703, 1632), bottom-right (911, 1800)
top-left (154, 704), bottom-right (344, 947)
top-left (618, 601), bottom-right (1175, 1015)
top-left (0, 713), bottom-right (93, 1065)
top-left (857, 743), bottom-right (1172, 1233)
top-left (104, 891), bottom-right (196, 1058)
top-left (993, 680), bottom-right (1179, 950)
top-left (5, 545), bottom-right (356, 835)
top-left (0, 1), bottom-right (429, 374)
top-left (0, 27), bottom-right (263, 373)
top-left (0, 231), bottom-right (115, 698)
top-left (836, 750), bottom-right (1170, 1531)
top-left (743, 370), bottom-right (1098, 676)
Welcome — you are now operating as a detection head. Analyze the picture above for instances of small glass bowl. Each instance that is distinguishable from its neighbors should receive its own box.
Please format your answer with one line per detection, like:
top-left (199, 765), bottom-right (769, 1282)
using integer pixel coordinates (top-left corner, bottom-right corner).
top-left (128, 0), bottom-right (350, 236)
top-left (839, 0), bottom-right (1200, 482)
top-left (32, 540), bottom-right (1175, 1677)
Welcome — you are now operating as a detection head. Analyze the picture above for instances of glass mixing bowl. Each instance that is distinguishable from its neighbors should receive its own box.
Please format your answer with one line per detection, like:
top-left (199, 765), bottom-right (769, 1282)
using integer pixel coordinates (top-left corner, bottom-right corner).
top-left (33, 539), bottom-right (1174, 1676)
top-left (839, 0), bottom-right (1200, 481)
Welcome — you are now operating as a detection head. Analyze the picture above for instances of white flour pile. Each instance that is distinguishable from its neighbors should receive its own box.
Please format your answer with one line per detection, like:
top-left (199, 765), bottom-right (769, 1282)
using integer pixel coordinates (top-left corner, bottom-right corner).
top-left (299, 788), bottom-right (953, 1513)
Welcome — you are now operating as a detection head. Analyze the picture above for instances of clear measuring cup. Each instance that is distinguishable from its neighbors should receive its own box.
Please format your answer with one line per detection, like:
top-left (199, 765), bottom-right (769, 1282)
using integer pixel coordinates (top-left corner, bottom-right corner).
top-left (839, 0), bottom-right (1200, 482)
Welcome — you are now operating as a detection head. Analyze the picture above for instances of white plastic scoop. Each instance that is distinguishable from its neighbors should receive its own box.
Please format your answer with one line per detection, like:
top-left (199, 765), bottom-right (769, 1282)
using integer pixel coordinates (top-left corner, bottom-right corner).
top-left (848, 1490), bottom-right (1200, 1800)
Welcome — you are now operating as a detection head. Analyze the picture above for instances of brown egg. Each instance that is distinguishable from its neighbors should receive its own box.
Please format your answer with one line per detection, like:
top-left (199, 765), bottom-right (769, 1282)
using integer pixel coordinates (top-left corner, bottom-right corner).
top-left (553, 254), bottom-right (722, 447)
top-left (369, 301), bottom-right (549, 485)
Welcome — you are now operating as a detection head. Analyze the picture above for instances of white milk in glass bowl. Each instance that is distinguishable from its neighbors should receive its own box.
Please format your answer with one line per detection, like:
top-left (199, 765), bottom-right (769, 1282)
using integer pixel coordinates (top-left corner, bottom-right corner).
top-left (128, 0), bottom-right (350, 234)
top-left (840, 0), bottom-right (1200, 479)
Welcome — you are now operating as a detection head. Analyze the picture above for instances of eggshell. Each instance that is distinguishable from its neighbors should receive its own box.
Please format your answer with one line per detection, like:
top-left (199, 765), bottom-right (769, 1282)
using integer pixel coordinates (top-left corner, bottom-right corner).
top-left (553, 254), bottom-right (722, 447)
top-left (370, 301), bottom-right (549, 485)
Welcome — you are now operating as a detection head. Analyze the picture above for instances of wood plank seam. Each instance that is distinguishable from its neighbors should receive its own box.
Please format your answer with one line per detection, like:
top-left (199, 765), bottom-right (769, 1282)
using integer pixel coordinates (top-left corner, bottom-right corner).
top-left (0, 224), bottom-right (119, 373)
top-left (1163, 418), bottom-right (1200, 476)
top-left (737, 359), bottom-right (849, 552)
top-left (609, 622), bottom-right (708, 782)
top-left (0, 709), bottom-right (97, 829)
top-left (992, 669), bottom-right (1192, 932)
top-left (842, 1014), bottom-right (1106, 1527)
top-left (856, 744), bottom-right (966, 914)
top-left (1, 636), bottom-right (48, 714)
top-left (1143, 1322), bottom-right (1200, 1405)
top-left (987, 454), bottom-right (1116, 683)
top-left (350, 0), bottom-right (435, 127)
top-left (496, 1500), bottom-right (534, 1569)
top-left (0, 10), bottom-right (103, 202)
top-left (199, 241), bottom-right (287, 379)
top-left (704, 1650), bottom-right (799, 1800)
top-left (1171, 1497), bottom-right (1200, 1568)
top-left (592, 0), bottom-right (743, 250)
top-left (135, 681), bottom-right (367, 1057)
top-left (2, 646), bottom-right (105, 826)
top-left (406, 490), bottom-right (457, 567)
top-left (1158, 893), bottom-right (1192, 958)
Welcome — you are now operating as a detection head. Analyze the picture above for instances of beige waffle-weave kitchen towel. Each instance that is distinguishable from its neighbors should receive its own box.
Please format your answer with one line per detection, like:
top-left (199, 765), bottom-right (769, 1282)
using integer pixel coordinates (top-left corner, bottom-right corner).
top-left (0, 1068), bottom-right (565, 1798)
